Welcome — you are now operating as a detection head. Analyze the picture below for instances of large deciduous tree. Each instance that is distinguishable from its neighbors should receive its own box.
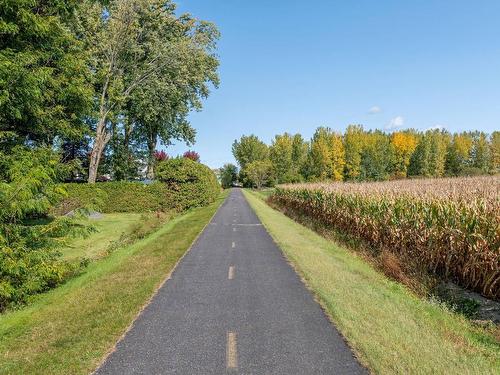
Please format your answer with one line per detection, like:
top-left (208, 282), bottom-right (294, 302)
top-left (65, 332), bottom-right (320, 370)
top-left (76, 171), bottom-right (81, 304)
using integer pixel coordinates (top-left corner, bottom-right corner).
top-left (232, 135), bottom-right (269, 186)
top-left (307, 127), bottom-right (345, 181)
top-left (359, 130), bottom-right (393, 181)
top-left (219, 163), bottom-right (238, 188)
top-left (0, 0), bottom-right (92, 149)
top-left (245, 160), bottom-right (274, 189)
top-left (409, 129), bottom-right (449, 177)
top-left (127, 11), bottom-right (219, 178)
top-left (445, 132), bottom-right (473, 175)
top-left (269, 133), bottom-right (293, 183)
top-left (232, 135), bottom-right (269, 170)
top-left (490, 131), bottom-right (500, 173)
top-left (83, 0), bottom-right (219, 182)
top-left (291, 134), bottom-right (308, 179)
top-left (390, 131), bottom-right (417, 178)
top-left (269, 133), bottom-right (307, 183)
top-left (343, 125), bottom-right (365, 180)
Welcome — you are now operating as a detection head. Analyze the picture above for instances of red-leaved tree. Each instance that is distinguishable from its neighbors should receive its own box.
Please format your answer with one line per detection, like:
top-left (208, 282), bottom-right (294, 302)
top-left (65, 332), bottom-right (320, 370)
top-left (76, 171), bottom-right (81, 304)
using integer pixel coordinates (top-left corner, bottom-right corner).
top-left (154, 150), bottom-right (169, 162)
top-left (183, 151), bottom-right (200, 162)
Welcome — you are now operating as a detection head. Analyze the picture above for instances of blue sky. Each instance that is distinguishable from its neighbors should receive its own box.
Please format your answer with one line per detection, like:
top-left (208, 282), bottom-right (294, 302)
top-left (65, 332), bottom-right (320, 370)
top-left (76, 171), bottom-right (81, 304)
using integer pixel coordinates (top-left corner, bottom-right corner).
top-left (166, 0), bottom-right (500, 168)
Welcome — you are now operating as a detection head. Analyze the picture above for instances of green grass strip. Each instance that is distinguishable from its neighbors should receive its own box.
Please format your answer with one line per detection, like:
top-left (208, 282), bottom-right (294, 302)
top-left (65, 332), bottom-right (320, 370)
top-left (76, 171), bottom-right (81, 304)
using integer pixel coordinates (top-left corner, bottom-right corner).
top-left (244, 189), bottom-right (499, 374)
top-left (0, 193), bottom-right (226, 375)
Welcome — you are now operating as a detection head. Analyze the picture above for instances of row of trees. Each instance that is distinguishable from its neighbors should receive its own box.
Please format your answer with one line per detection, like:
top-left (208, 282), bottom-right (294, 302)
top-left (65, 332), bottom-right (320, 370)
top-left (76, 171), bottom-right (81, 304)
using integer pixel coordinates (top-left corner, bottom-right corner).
top-left (230, 127), bottom-right (500, 187)
top-left (1, 0), bottom-right (219, 182)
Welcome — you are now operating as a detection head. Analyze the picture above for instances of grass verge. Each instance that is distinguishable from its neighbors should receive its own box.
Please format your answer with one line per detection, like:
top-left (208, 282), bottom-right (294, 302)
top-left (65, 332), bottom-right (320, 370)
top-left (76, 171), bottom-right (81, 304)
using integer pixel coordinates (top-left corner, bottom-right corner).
top-left (243, 189), bottom-right (499, 374)
top-left (61, 213), bottom-right (143, 261)
top-left (0, 193), bottom-right (226, 375)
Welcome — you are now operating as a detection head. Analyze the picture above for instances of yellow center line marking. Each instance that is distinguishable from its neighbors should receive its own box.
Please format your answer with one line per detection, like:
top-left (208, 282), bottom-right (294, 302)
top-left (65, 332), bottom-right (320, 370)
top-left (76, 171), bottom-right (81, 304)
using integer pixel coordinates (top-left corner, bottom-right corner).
top-left (231, 241), bottom-right (235, 248)
top-left (226, 332), bottom-right (238, 369)
top-left (228, 266), bottom-right (235, 280)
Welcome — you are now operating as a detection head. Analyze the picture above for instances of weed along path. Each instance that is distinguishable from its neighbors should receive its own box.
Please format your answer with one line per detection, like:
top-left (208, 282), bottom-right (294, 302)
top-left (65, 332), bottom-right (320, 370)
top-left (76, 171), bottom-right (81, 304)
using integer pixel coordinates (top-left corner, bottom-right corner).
top-left (95, 189), bottom-right (365, 374)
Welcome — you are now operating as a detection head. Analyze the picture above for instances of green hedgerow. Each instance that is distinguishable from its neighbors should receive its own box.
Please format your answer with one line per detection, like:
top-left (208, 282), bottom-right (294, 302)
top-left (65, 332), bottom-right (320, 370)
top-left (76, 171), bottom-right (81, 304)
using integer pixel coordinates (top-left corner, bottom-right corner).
top-left (54, 159), bottom-right (220, 215)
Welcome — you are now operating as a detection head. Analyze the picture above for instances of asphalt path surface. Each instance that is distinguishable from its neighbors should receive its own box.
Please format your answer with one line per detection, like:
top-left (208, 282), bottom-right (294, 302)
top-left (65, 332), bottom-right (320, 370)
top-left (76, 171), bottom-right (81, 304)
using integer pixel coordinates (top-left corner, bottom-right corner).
top-left (95, 189), bottom-right (366, 374)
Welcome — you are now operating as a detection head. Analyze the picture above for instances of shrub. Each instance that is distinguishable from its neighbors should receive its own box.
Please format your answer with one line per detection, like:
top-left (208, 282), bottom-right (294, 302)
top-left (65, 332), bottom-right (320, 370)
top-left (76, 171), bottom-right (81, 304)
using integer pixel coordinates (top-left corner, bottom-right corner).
top-left (154, 150), bottom-right (169, 162)
top-left (54, 159), bottom-right (220, 214)
top-left (156, 157), bottom-right (220, 210)
top-left (183, 150), bottom-right (200, 162)
top-left (54, 182), bottom-right (174, 214)
top-left (0, 147), bottom-right (87, 310)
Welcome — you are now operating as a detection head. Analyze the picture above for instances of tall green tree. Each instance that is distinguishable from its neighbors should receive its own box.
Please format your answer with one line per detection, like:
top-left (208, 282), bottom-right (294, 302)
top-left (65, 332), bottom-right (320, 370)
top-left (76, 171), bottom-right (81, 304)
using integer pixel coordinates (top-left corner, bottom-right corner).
top-left (359, 131), bottom-right (393, 181)
top-left (219, 163), bottom-right (238, 189)
top-left (307, 127), bottom-right (345, 181)
top-left (471, 132), bottom-right (490, 173)
top-left (343, 125), bottom-right (365, 180)
top-left (83, 0), bottom-right (219, 182)
top-left (291, 134), bottom-right (308, 180)
top-left (490, 131), bottom-right (500, 173)
top-left (445, 132), bottom-right (473, 175)
top-left (127, 10), bottom-right (219, 178)
top-left (245, 160), bottom-right (274, 189)
top-left (409, 129), bottom-right (449, 177)
top-left (232, 135), bottom-right (269, 170)
top-left (269, 133), bottom-right (294, 183)
top-left (0, 0), bottom-right (92, 148)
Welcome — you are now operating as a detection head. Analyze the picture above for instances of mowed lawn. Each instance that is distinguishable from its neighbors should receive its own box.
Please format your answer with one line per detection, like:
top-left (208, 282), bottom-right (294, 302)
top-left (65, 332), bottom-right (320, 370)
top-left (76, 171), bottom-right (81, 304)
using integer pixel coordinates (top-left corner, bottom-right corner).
top-left (244, 190), bottom-right (500, 374)
top-left (61, 213), bottom-right (143, 261)
top-left (0, 194), bottom-right (226, 375)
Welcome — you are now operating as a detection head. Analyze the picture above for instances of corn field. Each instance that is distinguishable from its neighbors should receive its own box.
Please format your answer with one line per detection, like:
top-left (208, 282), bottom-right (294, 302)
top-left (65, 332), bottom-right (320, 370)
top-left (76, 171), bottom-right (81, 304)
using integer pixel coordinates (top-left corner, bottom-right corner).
top-left (271, 176), bottom-right (500, 300)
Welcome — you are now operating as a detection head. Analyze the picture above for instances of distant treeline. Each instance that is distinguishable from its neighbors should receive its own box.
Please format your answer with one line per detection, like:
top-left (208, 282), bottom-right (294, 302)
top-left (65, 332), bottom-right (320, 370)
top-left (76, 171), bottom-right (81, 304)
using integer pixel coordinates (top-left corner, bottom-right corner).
top-left (229, 126), bottom-right (499, 187)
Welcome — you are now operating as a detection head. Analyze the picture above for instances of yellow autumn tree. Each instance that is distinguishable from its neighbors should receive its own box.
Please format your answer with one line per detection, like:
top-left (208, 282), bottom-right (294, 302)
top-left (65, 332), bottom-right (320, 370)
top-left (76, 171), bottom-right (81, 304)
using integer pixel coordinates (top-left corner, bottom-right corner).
top-left (391, 131), bottom-right (418, 177)
top-left (344, 125), bottom-right (365, 180)
top-left (445, 132), bottom-right (473, 175)
top-left (309, 127), bottom-right (345, 181)
top-left (330, 132), bottom-right (345, 180)
top-left (269, 133), bottom-right (294, 183)
top-left (490, 131), bottom-right (500, 173)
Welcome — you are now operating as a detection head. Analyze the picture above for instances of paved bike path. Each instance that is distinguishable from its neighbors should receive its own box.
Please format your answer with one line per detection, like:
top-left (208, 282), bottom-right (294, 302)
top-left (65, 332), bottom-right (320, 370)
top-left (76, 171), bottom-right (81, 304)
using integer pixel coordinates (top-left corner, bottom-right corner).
top-left (95, 188), bottom-right (365, 374)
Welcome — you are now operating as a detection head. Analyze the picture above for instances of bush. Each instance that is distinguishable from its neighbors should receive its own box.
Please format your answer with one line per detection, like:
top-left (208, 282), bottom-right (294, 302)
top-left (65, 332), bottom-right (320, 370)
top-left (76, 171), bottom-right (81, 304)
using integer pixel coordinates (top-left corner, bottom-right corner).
top-left (54, 182), bottom-right (175, 214)
top-left (54, 159), bottom-right (220, 215)
top-left (183, 150), bottom-right (200, 162)
top-left (0, 147), bottom-right (87, 311)
top-left (156, 158), bottom-right (220, 210)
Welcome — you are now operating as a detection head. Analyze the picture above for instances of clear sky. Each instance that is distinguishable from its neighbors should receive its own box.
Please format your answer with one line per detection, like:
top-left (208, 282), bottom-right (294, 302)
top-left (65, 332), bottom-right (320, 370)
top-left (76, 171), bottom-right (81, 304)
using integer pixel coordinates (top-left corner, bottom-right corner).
top-left (166, 0), bottom-right (500, 168)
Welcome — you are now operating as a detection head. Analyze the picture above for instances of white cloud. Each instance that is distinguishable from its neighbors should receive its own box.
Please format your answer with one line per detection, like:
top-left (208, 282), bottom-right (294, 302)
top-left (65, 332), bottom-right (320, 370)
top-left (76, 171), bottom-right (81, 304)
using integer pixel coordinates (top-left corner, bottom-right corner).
top-left (368, 106), bottom-right (381, 114)
top-left (385, 116), bottom-right (404, 130)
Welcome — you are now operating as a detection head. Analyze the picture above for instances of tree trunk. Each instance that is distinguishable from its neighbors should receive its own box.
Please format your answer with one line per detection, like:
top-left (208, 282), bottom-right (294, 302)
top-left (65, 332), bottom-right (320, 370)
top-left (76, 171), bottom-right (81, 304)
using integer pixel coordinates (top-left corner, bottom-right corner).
top-left (88, 118), bottom-right (111, 183)
top-left (146, 134), bottom-right (157, 180)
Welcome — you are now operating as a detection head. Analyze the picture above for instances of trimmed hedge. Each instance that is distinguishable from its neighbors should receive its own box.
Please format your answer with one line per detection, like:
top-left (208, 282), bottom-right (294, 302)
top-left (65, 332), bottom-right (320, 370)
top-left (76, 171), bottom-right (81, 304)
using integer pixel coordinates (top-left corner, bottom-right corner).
top-left (54, 159), bottom-right (220, 215)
